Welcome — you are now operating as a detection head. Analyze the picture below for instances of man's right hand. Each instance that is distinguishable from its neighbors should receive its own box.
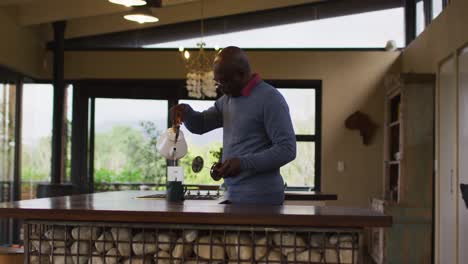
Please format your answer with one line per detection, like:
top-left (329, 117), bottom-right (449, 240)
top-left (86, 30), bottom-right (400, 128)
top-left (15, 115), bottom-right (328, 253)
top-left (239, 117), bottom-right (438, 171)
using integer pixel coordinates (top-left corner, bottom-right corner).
top-left (169, 104), bottom-right (187, 126)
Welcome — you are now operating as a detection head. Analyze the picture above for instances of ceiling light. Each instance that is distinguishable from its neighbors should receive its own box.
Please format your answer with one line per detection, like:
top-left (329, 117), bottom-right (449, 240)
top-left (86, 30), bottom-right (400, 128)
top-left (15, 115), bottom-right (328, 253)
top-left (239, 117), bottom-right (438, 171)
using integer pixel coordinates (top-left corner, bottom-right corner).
top-left (109, 0), bottom-right (147, 7)
top-left (183, 50), bottom-right (190, 59)
top-left (124, 9), bottom-right (159, 24)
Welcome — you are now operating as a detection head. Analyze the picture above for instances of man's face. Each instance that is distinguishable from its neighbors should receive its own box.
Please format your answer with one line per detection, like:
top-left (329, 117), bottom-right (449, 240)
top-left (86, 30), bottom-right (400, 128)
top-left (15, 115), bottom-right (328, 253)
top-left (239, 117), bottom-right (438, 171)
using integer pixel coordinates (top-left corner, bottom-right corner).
top-left (213, 61), bottom-right (244, 97)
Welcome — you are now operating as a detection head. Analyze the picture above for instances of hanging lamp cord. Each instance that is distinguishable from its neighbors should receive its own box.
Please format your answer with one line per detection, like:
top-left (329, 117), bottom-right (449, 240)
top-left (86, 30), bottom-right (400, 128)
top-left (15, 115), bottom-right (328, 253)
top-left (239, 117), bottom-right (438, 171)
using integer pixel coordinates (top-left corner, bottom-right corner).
top-left (201, 0), bottom-right (204, 42)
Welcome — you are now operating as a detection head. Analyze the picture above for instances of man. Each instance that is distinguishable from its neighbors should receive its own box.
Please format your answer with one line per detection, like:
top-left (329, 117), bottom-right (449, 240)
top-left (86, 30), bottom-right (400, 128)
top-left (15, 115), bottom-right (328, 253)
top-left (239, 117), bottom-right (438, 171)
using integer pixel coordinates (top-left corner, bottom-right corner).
top-left (172, 46), bottom-right (296, 205)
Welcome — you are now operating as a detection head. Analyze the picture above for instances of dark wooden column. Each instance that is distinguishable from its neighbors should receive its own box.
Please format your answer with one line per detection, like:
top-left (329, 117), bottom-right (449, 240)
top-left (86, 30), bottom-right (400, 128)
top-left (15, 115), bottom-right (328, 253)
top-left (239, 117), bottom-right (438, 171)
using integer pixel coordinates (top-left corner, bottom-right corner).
top-left (424, 0), bottom-right (432, 25)
top-left (51, 21), bottom-right (66, 184)
top-left (71, 85), bottom-right (90, 194)
top-left (11, 78), bottom-right (22, 244)
top-left (12, 79), bottom-right (21, 202)
top-left (442, 0), bottom-right (448, 8)
top-left (88, 98), bottom-right (95, 193)
top-left (405, 0), bottom-right (417, 46)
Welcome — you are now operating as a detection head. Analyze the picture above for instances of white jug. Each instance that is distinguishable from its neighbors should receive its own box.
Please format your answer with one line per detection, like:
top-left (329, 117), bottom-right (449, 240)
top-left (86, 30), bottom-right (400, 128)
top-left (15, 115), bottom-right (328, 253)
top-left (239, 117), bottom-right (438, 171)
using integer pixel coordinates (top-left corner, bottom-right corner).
top-left (156, 127), bottom-right (188, 160)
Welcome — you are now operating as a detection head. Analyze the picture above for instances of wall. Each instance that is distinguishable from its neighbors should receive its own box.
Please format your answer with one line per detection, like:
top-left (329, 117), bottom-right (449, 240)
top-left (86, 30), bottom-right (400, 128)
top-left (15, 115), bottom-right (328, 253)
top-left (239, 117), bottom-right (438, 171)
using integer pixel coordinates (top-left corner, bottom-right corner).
top-left (64, 50), bottom-right (401, 207)
top-left (0, 8), bottom-right (46, 79)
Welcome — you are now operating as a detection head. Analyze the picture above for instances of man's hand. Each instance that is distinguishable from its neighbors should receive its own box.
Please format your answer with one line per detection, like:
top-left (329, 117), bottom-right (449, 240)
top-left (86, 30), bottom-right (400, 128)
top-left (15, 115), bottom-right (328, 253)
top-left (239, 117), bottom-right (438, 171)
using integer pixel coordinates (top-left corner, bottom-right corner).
top-left (169, 104), bottom-right (187, 126)
top-left (218, 158), bottom-right (241, 178)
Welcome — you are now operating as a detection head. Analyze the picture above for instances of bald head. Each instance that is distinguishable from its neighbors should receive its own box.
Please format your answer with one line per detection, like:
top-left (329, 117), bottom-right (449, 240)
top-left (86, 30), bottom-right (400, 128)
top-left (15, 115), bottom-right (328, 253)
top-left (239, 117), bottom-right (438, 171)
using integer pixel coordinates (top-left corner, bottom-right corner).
top-left (213, 46), bottom-right (252, 97)
top-left (215, 46), bottom-right (251, 75)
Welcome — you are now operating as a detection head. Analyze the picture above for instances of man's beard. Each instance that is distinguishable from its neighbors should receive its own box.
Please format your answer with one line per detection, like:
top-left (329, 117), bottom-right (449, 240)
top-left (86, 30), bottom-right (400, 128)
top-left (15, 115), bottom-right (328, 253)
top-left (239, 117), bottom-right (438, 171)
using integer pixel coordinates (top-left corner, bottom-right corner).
top-left (220, 86), bottom-right (242, 97)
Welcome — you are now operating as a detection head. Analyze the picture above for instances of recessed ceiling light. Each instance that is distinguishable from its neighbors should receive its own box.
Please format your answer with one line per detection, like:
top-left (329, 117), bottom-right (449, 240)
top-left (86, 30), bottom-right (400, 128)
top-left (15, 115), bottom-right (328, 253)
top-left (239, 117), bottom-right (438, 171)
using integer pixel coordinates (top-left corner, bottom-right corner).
top-left (109, 0), bottom-right (147, 7)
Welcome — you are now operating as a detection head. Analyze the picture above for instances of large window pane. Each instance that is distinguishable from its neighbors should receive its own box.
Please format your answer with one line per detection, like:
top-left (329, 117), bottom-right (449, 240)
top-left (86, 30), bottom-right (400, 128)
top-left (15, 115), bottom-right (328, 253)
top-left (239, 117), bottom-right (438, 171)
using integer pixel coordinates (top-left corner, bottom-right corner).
top-left (281, 142), bottom-right (315, 187)
top-left (145, 8), bottom-right (404, 49)
top-left (432, 0), bottom-right (443, 19)
top-left (178, 100), bottom-right (223, 185)
top-left (278, 89), bottom-right (316, 135)
top-left (416, 1), bottom-right (426, 36)
top-left (94, 99), bottom-right (168, 191)
top-left (0, 83), bottom-right (16, 244)
top-left (21, 84), bottom-right (53, 200)
top-left (0, 84), bottom-right (16, 203)
top-left (64, 85), bottom-right (73, 182)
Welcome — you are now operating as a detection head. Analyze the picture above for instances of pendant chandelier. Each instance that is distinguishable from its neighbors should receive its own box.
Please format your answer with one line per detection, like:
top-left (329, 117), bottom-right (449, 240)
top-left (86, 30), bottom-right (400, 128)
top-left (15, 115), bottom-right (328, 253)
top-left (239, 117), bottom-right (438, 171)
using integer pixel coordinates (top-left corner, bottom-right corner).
top-left (179, 0), bottom-right (220, 99)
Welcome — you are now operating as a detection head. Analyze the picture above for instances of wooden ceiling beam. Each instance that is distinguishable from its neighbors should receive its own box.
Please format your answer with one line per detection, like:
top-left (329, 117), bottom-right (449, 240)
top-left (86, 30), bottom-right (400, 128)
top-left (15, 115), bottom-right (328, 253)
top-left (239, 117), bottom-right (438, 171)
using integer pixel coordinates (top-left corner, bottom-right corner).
top-left (17, 0), bottom-right (132, 26)
top-left (52, 0), bottom-right (323, 39)
top-left (161, 0), bottom-right (197, 6)
top-left (0, 0), bottom-right (38, 7)
top-left (17, 0), bottom-right (324, 27)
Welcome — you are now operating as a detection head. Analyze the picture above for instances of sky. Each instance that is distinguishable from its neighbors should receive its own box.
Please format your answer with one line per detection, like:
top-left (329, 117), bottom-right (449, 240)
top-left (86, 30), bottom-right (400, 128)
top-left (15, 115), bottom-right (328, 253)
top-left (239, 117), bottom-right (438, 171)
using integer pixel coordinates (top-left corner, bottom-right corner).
top-left (145, 7), bottom-right (405, 49)
top-left (22, 84), bottom-right (54, 146)
top-left (95, 98), bottom-right (168, 133)
top-left (22, 84), bottom-right (73, 146)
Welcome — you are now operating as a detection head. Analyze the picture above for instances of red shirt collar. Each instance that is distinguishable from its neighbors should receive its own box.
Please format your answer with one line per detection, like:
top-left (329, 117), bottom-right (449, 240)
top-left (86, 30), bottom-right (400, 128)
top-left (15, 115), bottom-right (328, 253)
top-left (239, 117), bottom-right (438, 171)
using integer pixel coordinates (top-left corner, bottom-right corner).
top-left (241, 73), bottom-right (262, 97)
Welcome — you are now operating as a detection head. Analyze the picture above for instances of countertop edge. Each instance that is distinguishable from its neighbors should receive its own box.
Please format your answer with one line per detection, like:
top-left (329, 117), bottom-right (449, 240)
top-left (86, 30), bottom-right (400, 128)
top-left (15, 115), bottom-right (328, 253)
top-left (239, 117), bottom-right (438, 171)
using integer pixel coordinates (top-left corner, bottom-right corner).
top-left (0, 207), bottom-right (392, 228)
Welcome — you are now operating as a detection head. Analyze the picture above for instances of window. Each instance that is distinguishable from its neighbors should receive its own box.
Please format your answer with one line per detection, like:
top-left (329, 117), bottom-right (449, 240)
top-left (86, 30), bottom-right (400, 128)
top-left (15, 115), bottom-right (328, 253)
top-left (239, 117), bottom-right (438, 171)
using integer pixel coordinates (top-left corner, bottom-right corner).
top-left (0, 83), bottom-right (17, 203)
top-left (65, 85), bottom-right (73, 182)
top-left (416, 0), bottom-right (426, 36)
top-left (277, 88), bottom-right (320, 189)
top-left (93, 99), bottom-right (168, 191)
top-left (177, 85), bottom-right (321, 190)
top-left (21, 84), bottom-right (72, 198)
top-left (278, 89), bottom-right (316, 135)
top-left (0, 83), bottom-right (17, 244)
top-left (77, 81), bottom-right (320, 191)
top-left (432, 0), bottom-right (443, 19)
top-left (145, 8), bottom-right (404, 49)
top-left (178, 100), bottom-right (223, 185)
top-left (21, 84), bottom-right (53, 200)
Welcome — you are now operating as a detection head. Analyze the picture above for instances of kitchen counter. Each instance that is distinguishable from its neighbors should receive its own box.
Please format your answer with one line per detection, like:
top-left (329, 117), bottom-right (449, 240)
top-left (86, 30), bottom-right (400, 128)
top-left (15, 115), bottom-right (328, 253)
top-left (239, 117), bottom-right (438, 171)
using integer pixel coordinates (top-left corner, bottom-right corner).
top-left (1, 191), bottom-right (390, 264)
top-left (0, 191), bottom-right (389, 228)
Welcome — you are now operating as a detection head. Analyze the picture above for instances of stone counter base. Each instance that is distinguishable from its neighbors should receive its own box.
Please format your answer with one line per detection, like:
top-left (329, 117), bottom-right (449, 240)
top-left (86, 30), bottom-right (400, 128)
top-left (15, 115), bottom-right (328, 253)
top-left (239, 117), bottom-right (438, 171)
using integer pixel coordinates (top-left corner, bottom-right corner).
top-left (24, 221), bottom-right (363, 264)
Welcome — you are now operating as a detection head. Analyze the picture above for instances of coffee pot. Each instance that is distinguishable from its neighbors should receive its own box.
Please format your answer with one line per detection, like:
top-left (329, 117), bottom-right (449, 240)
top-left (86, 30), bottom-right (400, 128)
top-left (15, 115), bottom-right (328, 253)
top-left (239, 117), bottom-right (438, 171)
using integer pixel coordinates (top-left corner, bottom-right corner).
top-left (157, 126), bottom-right (187, 203)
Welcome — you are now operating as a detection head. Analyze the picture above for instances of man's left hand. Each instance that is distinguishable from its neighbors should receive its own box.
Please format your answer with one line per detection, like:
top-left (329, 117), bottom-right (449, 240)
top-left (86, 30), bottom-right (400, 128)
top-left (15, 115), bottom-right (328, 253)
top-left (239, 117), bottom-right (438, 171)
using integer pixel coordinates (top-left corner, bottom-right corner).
top-left (218, 158), bottom-right (241, 178)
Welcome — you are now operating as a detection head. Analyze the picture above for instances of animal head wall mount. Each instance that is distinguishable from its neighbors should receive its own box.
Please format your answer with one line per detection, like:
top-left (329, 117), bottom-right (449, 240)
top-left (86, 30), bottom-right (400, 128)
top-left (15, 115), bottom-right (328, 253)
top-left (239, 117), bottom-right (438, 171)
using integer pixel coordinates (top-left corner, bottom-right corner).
top-left (345, 111), bottom-right (378, 145)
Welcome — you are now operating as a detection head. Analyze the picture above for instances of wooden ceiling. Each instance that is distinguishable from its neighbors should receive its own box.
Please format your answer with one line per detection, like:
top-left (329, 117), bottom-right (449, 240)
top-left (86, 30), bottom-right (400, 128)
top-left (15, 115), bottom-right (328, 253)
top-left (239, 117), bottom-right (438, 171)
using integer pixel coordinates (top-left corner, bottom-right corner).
top-left (0, 0), bottom-right (325, 40)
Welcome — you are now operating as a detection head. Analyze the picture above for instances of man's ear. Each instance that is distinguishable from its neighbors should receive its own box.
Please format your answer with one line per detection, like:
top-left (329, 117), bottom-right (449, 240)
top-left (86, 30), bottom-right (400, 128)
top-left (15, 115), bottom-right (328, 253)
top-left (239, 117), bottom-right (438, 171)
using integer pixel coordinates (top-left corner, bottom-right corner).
top-left (237, 70), bottom-right (250, 83)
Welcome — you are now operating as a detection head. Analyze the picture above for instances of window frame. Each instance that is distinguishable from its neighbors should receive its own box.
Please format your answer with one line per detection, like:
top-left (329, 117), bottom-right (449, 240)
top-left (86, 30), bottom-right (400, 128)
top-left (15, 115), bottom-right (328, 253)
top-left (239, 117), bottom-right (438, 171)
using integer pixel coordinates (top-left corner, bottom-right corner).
top-left (72, 79), bottom-right (321, 191)
top-left (174, 81), bottom-right (322, 190)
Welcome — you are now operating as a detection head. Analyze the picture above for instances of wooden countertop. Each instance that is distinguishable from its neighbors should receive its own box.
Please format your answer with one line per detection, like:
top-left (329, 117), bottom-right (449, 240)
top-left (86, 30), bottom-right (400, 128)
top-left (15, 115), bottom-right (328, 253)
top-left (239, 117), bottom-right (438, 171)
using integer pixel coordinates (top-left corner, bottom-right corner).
top-left (0, 191), bottom-right (390, 228)
top-left (0, 247), bottom-right (24, 255)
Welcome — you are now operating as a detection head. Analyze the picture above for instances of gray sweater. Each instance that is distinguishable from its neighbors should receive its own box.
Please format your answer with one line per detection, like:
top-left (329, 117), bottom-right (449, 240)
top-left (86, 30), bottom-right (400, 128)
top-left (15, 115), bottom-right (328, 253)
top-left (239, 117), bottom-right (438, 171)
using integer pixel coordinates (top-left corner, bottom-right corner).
top-left (183, 81), bottom-right (296, 205)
